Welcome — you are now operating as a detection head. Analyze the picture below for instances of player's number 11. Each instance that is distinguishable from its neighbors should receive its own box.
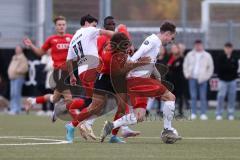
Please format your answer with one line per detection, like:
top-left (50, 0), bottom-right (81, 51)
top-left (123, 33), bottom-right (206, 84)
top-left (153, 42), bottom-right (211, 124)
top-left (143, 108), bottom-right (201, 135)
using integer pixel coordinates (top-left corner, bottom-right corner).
top-left (73, 41), bottom-right (85, 58)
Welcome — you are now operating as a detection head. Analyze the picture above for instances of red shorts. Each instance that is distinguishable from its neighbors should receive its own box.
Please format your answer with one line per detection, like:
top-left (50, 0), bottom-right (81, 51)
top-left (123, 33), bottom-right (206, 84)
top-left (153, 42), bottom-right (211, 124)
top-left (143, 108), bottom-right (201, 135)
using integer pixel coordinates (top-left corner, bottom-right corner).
top-left (127, 77), bottom-right (167, 109)
top-left (79, 68), bottom-right (98, 98)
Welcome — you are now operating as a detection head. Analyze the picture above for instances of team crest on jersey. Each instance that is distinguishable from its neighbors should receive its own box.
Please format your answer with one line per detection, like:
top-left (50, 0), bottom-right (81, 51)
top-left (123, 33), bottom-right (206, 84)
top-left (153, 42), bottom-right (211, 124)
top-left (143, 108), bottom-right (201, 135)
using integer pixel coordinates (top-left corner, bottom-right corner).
top-left (144, 40), bottom-right (149, 45)
top-left (53, 39), bottom-right (58, 43)
top-left (66, 37), bottom-right (71, 42)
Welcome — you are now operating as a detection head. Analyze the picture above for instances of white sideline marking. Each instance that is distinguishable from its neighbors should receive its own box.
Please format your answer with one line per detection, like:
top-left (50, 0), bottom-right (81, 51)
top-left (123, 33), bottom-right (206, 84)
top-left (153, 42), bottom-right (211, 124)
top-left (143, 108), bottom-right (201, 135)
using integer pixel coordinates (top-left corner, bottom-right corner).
top-left (0, 136), bottom-right (69, 146)
top-left (1, 136), bottom-right (239, 146)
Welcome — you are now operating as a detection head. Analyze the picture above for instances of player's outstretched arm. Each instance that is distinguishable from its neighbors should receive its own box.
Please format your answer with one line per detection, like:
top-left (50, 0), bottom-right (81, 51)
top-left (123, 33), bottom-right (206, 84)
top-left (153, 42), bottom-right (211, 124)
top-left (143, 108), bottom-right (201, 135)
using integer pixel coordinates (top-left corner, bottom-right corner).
top-left (131, 56), bottom-right (151, 69)
top-left (99, 29), bottom-right (114, 37)
top-left (23, 37), bottom-right (45, 56)
top-left (130, 38), bottom-right (154, 62)
top-left (113, 56), bottom-right (151, 75)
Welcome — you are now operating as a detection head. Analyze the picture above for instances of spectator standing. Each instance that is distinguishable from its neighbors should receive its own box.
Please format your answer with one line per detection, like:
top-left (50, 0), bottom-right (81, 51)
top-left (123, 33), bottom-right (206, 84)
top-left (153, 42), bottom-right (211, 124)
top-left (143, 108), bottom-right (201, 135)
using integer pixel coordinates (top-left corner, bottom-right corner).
top-left (183, 40), bottom-right (214, 120)
top-left (216, 42), bottom-right (238, 120)
top-left (7, 45), bottom-right (28, 115)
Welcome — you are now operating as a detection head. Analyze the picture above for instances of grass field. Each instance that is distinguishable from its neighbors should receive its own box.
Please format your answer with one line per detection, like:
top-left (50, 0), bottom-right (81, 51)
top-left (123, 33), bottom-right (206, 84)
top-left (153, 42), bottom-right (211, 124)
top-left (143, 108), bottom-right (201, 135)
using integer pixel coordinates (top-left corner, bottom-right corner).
top-left (0, 112), bottom-right (240, 160)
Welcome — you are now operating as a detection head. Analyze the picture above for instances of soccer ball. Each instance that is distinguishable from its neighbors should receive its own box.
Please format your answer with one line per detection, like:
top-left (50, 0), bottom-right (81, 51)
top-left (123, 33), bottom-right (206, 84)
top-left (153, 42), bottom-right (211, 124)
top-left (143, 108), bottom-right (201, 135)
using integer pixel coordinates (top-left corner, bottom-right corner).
top-left (161, 128), bottom-right (181, 144)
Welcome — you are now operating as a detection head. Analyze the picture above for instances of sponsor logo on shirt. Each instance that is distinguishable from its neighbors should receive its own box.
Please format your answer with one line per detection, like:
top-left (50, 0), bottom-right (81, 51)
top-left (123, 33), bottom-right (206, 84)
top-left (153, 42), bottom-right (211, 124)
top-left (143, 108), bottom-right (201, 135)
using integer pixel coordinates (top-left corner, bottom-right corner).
top-left (53, 39), bottom-right (58, 43)
top-left (66, 37), bottom-right (71, 42)
top-left (56, 43), bottom-right (69, 49)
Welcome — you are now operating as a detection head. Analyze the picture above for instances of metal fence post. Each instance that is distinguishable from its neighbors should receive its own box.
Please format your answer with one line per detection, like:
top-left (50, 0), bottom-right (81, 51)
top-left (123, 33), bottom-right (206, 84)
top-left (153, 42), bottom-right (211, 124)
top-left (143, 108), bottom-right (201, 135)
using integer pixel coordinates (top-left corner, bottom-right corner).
top-left (99, 0), bottom-right (111, 26)
top-left (36, 0), bottom-right (46, 46)
top-left (44, 0), bottom-right (53, 39)
top-left (228, 20), bottom-right (233, 43)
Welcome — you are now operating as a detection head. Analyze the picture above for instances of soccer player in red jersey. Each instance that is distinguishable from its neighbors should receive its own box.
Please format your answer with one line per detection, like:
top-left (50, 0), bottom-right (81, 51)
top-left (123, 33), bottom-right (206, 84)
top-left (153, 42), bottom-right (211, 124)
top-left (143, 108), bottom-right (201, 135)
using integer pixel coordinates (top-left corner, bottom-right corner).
top-left (23, 16), bottom-right (73, 115)
top-left (98, 17), bottom-right (140, 143)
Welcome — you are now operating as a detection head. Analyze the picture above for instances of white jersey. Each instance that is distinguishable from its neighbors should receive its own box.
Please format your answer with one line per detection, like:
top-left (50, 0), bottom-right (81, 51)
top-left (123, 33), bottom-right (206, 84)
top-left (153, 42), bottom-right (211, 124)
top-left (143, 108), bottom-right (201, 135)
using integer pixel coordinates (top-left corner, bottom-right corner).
top-left (67, 27), bottom-right (100, 75)
top-left (128, 34), bottom-right (162, 78)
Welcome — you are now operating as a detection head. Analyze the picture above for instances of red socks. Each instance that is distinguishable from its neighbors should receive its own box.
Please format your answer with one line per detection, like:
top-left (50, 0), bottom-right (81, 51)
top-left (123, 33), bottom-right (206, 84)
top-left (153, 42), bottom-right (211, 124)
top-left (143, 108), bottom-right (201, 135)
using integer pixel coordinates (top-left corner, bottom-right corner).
top-left (36, 96), bottom-right (46, 104)
top-left (66, 99), bottom-right (85, 119)
top-left (71, 99), bottom-right (85, 110)
top-left (66, 99), bottom-right (85, 128)
top-left (71, 120), bottom-right (79, 127)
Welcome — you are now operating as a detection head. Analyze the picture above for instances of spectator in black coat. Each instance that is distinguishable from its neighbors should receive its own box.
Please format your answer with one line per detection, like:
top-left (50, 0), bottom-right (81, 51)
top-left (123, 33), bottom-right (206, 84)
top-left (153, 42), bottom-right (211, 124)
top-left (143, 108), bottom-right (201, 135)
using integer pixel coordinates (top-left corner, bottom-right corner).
top-left (216, 42), bottom-right (238, 120)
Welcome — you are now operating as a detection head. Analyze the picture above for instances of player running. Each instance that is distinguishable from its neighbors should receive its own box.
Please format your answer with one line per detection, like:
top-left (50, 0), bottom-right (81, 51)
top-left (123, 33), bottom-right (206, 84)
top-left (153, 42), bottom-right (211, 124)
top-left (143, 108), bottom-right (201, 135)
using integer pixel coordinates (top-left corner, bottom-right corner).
top-left (65, 14), bottom-right (118, 143)
top-left (100, 21), bottom-right (182, 143)
top-left (23, 16), bottom-right (73, 114)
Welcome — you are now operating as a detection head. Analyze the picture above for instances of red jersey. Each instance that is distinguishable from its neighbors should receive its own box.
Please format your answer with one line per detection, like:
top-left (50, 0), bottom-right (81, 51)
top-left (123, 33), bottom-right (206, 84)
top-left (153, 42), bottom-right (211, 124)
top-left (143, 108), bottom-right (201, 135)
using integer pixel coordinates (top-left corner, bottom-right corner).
top-left (98, 25), bottom-right (131, 74)
top-left (41, 34), bottom-right (73, 69)
top-left (100, 47), bottom-right (128, 75)
top-left (100, 49), bottom-right (112, 74)
top-left (97, 35), bottom-right (110, 58)
top-left (97, 35), bottom-right (111, 74)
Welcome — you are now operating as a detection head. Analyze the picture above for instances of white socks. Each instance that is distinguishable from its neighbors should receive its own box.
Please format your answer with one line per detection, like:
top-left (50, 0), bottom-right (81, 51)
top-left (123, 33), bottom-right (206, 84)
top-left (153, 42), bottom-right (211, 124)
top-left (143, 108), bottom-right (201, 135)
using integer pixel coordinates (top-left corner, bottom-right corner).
top-left (162, 101), bottom-right (175, 130)
top-left (113, 113), bottom-right (137, 129)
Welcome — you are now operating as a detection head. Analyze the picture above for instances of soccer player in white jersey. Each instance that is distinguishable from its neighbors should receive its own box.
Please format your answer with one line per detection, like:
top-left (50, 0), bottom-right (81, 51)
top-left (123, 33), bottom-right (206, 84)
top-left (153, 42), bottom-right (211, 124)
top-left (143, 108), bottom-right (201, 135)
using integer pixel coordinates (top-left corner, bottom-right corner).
top-left (100, 21), bottom-right (182, 143)
top-left (65, 14), bottom-right (116, 143)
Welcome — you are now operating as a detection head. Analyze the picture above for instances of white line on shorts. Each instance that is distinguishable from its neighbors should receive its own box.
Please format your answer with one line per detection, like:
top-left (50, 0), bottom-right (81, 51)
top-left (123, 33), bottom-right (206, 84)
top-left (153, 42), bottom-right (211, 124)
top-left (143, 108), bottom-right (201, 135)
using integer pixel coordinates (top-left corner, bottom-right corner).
top-left (0, 136), bottom-right (69, 146)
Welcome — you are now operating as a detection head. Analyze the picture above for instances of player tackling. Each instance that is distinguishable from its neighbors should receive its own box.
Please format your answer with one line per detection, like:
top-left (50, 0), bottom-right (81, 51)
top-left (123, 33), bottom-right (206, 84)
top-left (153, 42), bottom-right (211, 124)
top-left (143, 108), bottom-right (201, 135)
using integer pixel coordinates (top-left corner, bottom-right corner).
top-left (65, 14), bottom-right (117, 142)
top-left (100, 21), bottom-right (182, 144)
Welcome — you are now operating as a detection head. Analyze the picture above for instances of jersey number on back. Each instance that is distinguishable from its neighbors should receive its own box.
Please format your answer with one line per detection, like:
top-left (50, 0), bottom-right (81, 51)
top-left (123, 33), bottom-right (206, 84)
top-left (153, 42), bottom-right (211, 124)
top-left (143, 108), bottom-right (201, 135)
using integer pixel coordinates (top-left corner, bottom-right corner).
top-left (73, 41), bottom-right (84, 58)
